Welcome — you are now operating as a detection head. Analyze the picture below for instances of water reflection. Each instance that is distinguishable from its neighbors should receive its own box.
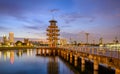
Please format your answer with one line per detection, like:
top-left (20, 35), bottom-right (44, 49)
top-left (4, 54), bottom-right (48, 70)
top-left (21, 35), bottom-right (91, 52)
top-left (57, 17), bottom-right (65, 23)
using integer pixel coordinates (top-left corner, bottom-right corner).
top-left (0, 51), bottom-right (1, 58)
top-left (47, 57), bottom-right (59, 74)
top-left (27, 49), bottom-right (33, 56)
top-left (10, 51), bottom-right (14, 64)
top-left (1, 50), bottom-right (15, 64)
top-left (16, 50), bottom-right (23, 57)
top-left (0, 49), bottom-right (80, 74)
top-left (0, 49), bottom-right (115, 74)
top-left (3, 51), bottom-right (7, 61)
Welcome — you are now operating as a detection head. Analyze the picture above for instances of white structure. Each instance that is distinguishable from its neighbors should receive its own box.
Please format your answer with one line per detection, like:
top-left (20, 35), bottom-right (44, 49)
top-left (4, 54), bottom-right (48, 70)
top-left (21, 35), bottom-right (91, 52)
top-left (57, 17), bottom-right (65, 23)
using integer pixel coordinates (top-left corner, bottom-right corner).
top-left (60, 39), bottom-right (67, 46)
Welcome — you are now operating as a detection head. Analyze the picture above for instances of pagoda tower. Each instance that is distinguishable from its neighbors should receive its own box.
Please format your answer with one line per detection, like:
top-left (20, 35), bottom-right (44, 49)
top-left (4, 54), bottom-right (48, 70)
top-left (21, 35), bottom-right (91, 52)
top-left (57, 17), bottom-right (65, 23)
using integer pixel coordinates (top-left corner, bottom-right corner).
top-left (46, 20), bottom-right (60, 47)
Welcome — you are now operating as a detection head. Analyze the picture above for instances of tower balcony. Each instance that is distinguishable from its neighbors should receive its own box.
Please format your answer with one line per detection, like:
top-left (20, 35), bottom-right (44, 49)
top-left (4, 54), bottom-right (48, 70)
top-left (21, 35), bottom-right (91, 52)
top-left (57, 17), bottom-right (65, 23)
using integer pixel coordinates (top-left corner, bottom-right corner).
top-left (46, 29), bottom-right (60, 32)
top-left (48, 25), bottom-right (58, 28)
top-left (47, 33), bottom-right (60, 36)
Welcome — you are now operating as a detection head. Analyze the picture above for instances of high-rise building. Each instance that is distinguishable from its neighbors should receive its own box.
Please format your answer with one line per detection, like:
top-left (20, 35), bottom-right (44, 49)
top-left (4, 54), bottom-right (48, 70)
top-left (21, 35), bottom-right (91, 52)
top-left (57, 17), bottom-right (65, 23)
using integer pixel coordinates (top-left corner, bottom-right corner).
top-left (9, 32), bottom-right (14, 43)
top-left (46, 19), bottom-right (60, 47)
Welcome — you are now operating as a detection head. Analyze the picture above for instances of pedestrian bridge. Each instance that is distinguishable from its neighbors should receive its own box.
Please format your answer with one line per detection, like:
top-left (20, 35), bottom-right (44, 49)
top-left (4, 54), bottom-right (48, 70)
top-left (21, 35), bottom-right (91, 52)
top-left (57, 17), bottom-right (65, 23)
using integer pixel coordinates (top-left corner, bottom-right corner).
top-left (36, 46), bottom-right (120, 74)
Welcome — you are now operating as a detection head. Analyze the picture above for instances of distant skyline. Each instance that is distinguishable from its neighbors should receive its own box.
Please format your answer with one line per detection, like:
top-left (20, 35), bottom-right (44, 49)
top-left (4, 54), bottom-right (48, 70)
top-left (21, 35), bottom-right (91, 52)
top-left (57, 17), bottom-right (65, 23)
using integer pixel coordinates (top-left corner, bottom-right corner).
top-left (0, 0), bottom-right (120, 43)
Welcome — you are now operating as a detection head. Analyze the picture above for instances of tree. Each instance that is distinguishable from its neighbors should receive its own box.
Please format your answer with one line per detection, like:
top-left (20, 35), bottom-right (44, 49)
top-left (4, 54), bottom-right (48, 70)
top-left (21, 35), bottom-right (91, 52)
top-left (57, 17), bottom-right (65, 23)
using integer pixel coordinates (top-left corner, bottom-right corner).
top-left (15, 41), bottom-right (23, 46)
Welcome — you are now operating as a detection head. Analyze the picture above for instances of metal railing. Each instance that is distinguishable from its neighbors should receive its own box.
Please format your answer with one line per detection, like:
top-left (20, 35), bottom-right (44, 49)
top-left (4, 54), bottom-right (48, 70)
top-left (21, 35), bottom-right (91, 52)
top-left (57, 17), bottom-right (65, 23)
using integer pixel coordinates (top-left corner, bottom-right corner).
top-left (59, 46), bottom-right (120, 59)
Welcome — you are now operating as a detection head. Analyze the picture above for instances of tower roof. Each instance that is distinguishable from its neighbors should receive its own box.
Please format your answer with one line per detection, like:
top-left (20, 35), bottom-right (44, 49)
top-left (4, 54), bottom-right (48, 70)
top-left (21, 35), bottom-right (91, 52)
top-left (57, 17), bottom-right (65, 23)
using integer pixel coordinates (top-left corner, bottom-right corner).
top-left (49, 19), bottom-right (57, 23)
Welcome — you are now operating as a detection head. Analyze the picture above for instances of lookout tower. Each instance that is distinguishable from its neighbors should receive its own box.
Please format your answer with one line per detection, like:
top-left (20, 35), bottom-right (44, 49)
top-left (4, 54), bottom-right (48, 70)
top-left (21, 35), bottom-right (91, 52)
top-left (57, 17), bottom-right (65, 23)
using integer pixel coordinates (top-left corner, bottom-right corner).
top-left (46, 20), bottom-right (60, 47)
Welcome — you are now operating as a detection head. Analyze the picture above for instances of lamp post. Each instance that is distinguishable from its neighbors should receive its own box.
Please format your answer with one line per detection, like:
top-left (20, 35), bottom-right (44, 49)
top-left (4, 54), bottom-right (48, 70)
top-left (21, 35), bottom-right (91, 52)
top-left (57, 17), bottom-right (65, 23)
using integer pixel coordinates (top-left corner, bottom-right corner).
top-left (85, 33), bottom-right (89, 44)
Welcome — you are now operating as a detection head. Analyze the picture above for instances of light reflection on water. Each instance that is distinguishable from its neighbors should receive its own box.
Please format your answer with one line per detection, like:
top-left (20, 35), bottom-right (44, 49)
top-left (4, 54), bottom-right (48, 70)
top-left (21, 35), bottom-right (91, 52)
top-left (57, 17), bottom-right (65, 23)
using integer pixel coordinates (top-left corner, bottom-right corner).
top-left (0, 49), bottom-right (76, 74)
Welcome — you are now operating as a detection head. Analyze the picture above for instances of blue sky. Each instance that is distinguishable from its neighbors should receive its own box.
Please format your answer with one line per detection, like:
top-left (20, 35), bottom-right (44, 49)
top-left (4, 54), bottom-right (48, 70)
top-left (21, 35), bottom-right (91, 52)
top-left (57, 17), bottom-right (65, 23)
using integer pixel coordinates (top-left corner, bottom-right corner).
top-left (0, 0), bottom-right (120, 43)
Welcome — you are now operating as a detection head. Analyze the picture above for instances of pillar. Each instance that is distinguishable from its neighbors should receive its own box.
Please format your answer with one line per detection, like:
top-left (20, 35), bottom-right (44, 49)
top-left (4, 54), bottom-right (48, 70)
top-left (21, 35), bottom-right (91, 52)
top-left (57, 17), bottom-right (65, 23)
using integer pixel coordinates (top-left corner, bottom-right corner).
top-left (70, 52), bottom-right (73, 64)
top-left (44, 49), bottom-right (46, 56)
top-left (94, 57), bottom-right (99, 71)
top-left (81, 64), bottom-right (85, 72)
top-left (40, 49), bottom-right (42, 55)
top-left (53, 49), bottom-right (55, 56)
top-left (46, 49), bottom-right (49, 55)
top-left (64, 51), bottom-right (66, 59)
top-left (116, 69), bottom-right (120, 74)
top-left (49, 50), bottom-right (51, 56)
top-left (88, 55), bottom-right (93, 60)
top-left (94, 70), bottom-right (98, 74)
top-left (81, 57), bottom-right (85, 65)
top-left (74, 54), bottom-right (78, 67)
top-left (61, 50), bottom-right (63, 57)
top-left (58, 50), bottom-right (60, 56)
top-left (66, 52), bottom-right (69, 61)
top-left (36, 49), bottom-right (38, 55)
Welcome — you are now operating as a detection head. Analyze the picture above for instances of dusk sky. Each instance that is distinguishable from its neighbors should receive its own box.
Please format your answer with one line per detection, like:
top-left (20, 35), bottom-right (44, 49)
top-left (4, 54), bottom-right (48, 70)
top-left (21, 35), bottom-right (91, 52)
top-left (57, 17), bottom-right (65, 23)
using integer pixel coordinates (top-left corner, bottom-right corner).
top-left (0, 0), bottom-right (120, 43)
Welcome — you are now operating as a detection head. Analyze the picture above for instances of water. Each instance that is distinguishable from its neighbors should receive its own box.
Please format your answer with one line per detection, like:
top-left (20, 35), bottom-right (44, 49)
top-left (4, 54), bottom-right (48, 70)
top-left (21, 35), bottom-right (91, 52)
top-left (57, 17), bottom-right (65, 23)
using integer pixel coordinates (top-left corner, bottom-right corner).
top-left (0, 49), bottom-right (78, 74)
top-left (0, 49), bottom-right (115, 74)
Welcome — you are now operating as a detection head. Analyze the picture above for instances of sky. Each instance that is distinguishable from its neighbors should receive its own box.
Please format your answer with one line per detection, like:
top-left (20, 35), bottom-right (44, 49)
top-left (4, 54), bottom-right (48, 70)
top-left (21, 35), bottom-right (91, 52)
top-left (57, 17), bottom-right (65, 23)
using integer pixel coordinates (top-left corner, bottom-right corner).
top-left (0, 0), bottom-right (120, 43)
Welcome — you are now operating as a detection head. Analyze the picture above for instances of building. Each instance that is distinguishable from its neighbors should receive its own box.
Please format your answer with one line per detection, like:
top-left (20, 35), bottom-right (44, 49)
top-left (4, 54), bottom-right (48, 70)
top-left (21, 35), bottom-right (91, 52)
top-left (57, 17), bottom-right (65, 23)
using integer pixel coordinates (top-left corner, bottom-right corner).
top-left (46, 19), bottom-right (60, 47)
top-left (24, 38), bottom-right (29, 46)
top-left (24, 38), bottom-right (29, 43)
top-left (60, 39), bottom-right (67, 46)
top-left (9, 32), bottom-right (14, 44)
top-left (99, 37), bottom-right (103, 45)
top-left (3, 35), bottom-right (8, 45)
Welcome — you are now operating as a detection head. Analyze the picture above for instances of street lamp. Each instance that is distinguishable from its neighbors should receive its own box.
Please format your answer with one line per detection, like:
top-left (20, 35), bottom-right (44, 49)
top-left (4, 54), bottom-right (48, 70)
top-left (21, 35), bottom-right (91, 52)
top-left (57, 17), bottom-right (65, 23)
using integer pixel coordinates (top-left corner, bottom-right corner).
top-left (85, 33), bottom-right (89, 44)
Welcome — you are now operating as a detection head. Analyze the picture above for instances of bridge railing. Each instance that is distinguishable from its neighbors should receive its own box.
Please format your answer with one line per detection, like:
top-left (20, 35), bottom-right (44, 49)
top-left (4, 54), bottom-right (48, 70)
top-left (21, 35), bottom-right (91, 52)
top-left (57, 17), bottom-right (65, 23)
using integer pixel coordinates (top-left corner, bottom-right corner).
top-left (59, 46), bottom-right (120, 59)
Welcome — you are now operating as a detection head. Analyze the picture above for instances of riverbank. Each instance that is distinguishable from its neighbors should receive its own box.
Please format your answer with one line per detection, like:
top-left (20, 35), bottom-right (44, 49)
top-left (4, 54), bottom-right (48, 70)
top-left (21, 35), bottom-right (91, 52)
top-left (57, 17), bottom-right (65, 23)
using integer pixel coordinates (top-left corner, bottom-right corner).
top-left (0, 46), bottom-right (36, 50)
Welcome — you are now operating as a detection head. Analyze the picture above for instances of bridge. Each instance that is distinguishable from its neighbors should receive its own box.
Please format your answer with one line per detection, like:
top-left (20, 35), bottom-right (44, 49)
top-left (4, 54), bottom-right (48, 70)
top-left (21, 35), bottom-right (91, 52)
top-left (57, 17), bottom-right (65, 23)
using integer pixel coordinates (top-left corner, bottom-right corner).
top-left (36, 46), bottom-right (120, 74)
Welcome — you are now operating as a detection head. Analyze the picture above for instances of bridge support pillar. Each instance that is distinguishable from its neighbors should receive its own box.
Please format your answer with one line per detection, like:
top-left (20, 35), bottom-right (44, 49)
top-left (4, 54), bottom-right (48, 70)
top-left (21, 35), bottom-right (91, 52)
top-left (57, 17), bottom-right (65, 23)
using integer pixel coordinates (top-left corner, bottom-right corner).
top-left (116, 68), bottom-right (120, 74)
top-left (81, 56), bottom-right (85, 72)
top-left (58, 50), bottom-right (60, 56)
top-left (74, 54), bottom-right (78, 67)
top-left (94, 57), bottom-right (99, 71)
top-left (64, 51), bottom-right (66, 59)
top-left (88, 54), bottom-right (93, 61)
top-left (81, 57), bottom-right (85, 65)
top-left (66, 52), bottom-right (69, 61)
top-left (61, 50), bottom-right (63, 57)
top-left (44, 49), bottom-right (46, 56)
top-left (70, 52), bottom-right (73, 64)
top-left (94, 70), bottom-right (98, 74)
top-left (53, 49), bottom-right (55, 56)
top-left (81, 64), bottom-right (85, 72)
top-left (36, 49), bottom-right (38, 55)
top-left (48, 50), bottom-right (51, 56)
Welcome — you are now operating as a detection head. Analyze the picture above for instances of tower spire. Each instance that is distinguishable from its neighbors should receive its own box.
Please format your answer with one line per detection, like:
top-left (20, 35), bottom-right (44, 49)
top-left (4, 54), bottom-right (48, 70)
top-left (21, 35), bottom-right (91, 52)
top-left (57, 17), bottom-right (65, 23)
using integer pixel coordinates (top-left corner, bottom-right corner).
top-left (52, 12), bottom-right (54, 20)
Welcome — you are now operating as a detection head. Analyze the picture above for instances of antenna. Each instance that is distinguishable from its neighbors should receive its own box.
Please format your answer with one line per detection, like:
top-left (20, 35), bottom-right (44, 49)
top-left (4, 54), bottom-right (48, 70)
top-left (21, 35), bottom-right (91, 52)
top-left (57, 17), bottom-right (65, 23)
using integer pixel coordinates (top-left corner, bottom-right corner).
top-left (51, 9), bottom-right (55, 20)
top-left (52, 12), bottom-right (54, 20)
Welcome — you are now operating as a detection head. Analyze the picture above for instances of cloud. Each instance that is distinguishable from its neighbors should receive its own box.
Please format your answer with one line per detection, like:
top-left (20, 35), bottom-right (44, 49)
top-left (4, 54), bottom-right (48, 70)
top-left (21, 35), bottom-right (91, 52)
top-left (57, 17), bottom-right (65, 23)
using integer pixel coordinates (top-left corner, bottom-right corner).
top-left (50, 9), bottom-right (60, 12)
top-left (0, 26), bottom-right (9, 31)
top-left (60, 13), bottom-right (95, 24)
top-left (23, 23), bottom-right (48, 31)
top-left (24, 25), bottom-right (41, 30)
top-left (60, 25), bottom-right (72, 28)
top-left (0, 1), bottom-right (24, 16)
